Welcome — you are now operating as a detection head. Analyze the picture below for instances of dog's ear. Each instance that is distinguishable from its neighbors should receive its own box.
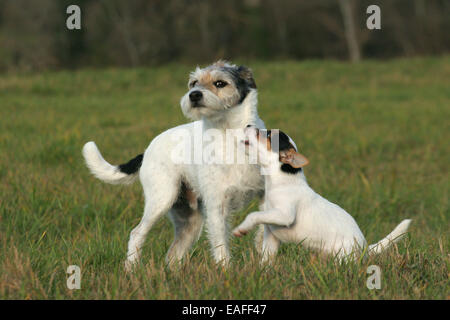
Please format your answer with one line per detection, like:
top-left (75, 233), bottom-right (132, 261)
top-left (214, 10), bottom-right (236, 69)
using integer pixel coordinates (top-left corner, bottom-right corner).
top-left (280, 148), bottom-right (309, 168)
top-left (237, 65), bottom-right (256, 89)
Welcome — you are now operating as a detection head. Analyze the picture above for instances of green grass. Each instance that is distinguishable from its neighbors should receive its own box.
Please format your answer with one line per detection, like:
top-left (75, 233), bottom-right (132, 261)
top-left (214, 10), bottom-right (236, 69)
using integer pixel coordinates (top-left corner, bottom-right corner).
top-left (0, 57), bottom-right (448, 299)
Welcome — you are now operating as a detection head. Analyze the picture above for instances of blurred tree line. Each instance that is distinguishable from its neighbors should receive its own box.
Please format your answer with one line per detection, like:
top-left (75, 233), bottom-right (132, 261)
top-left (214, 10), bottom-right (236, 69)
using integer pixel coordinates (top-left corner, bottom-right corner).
top-left (0, 0), bottom-right (449, 72)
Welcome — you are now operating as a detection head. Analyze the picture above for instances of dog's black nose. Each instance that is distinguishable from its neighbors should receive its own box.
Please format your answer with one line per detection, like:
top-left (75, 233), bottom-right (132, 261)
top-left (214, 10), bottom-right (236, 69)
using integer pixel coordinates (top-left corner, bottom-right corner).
top-left (189, 91), bottom-right (203, 102)
top-left (246, 124), bottom-right (253, 128)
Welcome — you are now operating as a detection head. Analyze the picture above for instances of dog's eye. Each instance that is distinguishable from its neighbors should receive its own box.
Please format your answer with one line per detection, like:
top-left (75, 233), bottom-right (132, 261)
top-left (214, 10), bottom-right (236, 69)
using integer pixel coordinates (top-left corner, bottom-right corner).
top-left (190, 80), bottom-right (198, 88)
top-left (213, 80), bottom-right (228, 88)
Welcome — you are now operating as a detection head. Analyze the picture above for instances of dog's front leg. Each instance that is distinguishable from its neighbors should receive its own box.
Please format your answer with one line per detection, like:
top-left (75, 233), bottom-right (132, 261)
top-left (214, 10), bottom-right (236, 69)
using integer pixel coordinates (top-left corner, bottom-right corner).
top-left (205, 203), bottom-right (230, 267)
top-left (233, 208), bottom-right (295, 237)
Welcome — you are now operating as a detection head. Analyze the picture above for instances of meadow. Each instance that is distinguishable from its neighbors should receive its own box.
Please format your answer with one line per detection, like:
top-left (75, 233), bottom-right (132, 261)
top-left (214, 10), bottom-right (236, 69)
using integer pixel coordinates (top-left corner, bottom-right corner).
top-left (0, 56), bottom-right (448, 299)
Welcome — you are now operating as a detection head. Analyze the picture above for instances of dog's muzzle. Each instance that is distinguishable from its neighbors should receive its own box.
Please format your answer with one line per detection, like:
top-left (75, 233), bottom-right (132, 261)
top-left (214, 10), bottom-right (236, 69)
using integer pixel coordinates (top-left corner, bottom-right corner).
top-left (189, 90), bottom-right (203, 106)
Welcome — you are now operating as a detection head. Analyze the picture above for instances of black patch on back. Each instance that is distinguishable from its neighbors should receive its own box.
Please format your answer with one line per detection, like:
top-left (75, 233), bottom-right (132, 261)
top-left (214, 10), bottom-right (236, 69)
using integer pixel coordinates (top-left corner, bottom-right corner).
top-left (118, 154), bottom-right (143, 175)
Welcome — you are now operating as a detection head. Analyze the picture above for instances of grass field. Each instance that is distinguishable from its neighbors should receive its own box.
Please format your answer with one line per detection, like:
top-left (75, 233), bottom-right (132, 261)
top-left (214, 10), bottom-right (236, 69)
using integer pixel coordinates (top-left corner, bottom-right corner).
top-left (0, 57), bottom-right (448, 299)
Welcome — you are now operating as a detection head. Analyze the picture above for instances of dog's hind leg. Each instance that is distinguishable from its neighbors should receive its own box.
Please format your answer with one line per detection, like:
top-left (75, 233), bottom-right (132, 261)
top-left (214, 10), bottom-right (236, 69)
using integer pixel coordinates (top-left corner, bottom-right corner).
top-left (166, 208), bottom-right (203, 267)
top-left (166, 185), bottom-right (203, 266)
top-left (125, 171), bottom-right (180, 272)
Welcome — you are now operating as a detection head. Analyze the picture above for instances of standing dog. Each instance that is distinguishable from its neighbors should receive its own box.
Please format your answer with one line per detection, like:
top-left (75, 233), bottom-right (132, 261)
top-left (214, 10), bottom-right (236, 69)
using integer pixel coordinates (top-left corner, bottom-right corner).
top-left (82, 61), bottom-right (265, 270)
top-left (233, 127), bottom-right (411, 263)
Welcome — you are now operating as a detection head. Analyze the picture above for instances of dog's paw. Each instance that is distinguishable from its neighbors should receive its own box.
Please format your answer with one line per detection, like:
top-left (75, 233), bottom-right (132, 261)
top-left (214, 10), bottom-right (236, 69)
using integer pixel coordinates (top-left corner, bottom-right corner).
top-left (232, 227), bottom-right (249, 237)
top-left (124, 259), bottom-right (136, 273)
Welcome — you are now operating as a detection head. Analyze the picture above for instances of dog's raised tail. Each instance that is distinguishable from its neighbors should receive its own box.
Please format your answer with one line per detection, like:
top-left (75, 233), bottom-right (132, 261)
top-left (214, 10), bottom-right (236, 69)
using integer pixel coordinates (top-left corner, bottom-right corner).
top-left (368, 219), bottom-right (411, 255)
top-left (82, 141), bottom-right (143, 185)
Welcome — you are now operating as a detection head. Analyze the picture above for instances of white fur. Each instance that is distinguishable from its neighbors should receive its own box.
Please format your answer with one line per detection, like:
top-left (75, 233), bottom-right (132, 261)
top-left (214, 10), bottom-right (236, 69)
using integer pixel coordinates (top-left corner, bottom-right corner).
top-left (233, 128), bottom-right (411, 263)
top-left (84, 82), bottom-right (265, 270)
top-left (82, 142), bottom-right (138, 185)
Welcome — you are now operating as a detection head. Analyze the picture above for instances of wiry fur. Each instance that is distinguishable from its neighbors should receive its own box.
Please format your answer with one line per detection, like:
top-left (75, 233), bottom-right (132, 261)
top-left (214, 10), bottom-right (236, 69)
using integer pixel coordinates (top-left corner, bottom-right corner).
top-left (82, 61), bottom-right (265, 271)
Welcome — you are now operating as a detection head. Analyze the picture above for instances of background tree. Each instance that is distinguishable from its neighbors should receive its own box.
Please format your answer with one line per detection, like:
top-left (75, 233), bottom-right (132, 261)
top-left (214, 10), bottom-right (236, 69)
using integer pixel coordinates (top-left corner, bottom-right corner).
top-left (0, 0), bottom-right (448, 72)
